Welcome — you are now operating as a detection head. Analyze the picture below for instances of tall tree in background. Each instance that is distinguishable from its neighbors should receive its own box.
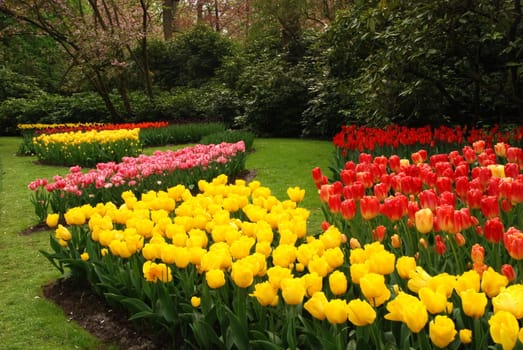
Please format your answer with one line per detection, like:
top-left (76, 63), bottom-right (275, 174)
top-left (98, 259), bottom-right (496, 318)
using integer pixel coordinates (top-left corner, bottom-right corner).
top-left (0, 0), bottom-right (159, 120)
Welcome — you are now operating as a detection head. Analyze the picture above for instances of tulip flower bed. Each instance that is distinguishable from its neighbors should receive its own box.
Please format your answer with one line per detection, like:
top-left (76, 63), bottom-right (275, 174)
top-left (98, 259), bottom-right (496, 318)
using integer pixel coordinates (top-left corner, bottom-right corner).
top-left (333, 124), bottom-right (523, 171)
top-left (40, 134), bottom-right (523, 349)
top-left (32, 128), bottom-right (142, 167)
top-left (29, 141), bottom-right (246, 223)
top-left (17, 121), bottom-right (168, 156)
top-left (18, 121), bottom-right (169, 135)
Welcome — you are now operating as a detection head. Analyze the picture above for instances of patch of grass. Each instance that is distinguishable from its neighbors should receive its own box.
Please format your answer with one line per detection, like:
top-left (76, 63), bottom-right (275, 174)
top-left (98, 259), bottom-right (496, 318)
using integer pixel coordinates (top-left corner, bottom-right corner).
top-left (0, 137), bottom-right (105, 350)
top-left (0, 136), bottom-right (333, 349)
top-left (245, 138), bottom-right (333, 234)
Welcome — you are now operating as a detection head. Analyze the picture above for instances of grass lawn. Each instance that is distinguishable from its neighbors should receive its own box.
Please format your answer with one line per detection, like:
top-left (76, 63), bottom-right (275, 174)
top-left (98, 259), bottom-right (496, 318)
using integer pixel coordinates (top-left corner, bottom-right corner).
top-left (0, 136), bottom-right (333, 349)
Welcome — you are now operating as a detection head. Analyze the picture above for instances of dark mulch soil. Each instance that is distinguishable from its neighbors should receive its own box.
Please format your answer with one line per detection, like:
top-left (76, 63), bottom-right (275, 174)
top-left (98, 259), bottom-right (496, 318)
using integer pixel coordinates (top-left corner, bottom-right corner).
top-left (43, 278), bottom-right (167, 350)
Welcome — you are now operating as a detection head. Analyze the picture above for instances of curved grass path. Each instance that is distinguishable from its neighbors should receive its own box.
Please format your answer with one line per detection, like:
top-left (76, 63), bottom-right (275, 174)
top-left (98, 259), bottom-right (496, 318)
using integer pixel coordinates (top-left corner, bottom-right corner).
top-left (0, 137), bottom-right (333, 349)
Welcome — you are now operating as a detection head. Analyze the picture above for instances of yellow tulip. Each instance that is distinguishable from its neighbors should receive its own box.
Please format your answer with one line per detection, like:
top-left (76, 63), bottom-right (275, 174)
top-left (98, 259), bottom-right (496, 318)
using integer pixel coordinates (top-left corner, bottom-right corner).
top-left (459, 329), bottom-right (472, 344)
top-left (231, 260), bottom-right (254, 288)
top-left (191, 296), bottom-right (201, 308)
top-left (55, 224), bottom-right (72, 241)
top-left (347, 299), bottom-right (376, 326)
top-left (304, 291), bottom-right (328, 320)
top-left (205, 269), bottom-right (226, 289)
top-left (303, 272), bottom-right (323, 296)
top-left (281, 278), bottom-right (306, 305)
top-left (419, 287), bottom-right (448, 314)
top-left (272, 244), bottom-right (297, 268)
top-left (250, 281), bottom-right (279, 306)
top-left (324, 299), bottom-right (348, 324)
top-left (64, 207), bottom-right (86, 226)
top-left (328, 270), bottom-right (348, 296)
top-left (385, 292), bottom-right (428, 333)
top-left (481, 267), bottom-right (509, 298)
top-left (323, 247), bottom-right (344, 269)
top-left (46, 213), bottom-right (60, 228)
top-left (407, 266), bottom-right (432, 293)
top-left (489, 310), bottom-right (519, 350)
top-left (359, 273), bottom-right (391, 307)
top-left (350, 262), bottom-right (370, 284)
top-left (287, 186), bottom-right (305, 203)
top-left (267, 266), bottom-right (293, 289)
top-left (460, 289), bottom-right (488, 319)
top-left (429, 315), bottom-right (457, 349)
top-left (307, 255), bottom-right (331, 277)
top-left (80, 252), bottom-right (89, 261)
top-left (492, 284), bottom-right (523, 319)
top-left (142, 261), bottom-right (172, 283)
top-left (455, 270), bottom-right (481, 294)
top-left (395, 256), bottom-right (417, 279)
top-left (367, 249), bottom-right (396, 275)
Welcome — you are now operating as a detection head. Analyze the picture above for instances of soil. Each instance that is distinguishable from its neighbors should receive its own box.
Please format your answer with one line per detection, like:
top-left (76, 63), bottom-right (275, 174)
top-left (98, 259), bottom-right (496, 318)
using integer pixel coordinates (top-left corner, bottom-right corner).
top-left (32, 169), bottom-right (259, 349)
top-left (43, 278), bottom-right (166, 350)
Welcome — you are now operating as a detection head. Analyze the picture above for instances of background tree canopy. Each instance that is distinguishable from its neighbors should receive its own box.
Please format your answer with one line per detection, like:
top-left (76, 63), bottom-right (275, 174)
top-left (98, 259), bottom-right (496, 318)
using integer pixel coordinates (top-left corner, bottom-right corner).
top-left (0, 0), bottom-right (521, 136)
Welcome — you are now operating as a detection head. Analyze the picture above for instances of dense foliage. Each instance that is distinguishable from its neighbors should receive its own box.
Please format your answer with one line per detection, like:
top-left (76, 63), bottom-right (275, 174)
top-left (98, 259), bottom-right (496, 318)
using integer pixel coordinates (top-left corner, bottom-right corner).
top-left (1, 1), bottom-right (521, 137)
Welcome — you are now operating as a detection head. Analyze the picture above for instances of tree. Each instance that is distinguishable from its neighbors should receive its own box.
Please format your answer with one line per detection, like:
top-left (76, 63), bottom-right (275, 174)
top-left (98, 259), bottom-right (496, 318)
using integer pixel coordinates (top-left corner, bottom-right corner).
top-left (0, 0), bottom-right (159, 121)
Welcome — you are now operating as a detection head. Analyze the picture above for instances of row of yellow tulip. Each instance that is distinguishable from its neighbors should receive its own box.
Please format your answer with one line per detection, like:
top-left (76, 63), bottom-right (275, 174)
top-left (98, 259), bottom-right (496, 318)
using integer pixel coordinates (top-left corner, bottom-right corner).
top-left (44, 172), bottom-right (523, 349)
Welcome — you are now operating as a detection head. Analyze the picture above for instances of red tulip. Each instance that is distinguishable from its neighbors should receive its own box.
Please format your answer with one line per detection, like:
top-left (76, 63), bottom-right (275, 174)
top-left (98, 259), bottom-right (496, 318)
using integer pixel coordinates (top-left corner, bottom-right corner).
top-left (343, 181), bottom-right (365, 201)
top-left (509, 179), bottom-right (523, 204)
top-left (380, 194), bottom-right (408, 221)
top-left (506, 147), bottom-right (523, 164)
top-left (504, 163), bottom-right (519, 179)
top-left (419, 189), bottom-right (439, 211)
top-left (480, 195), bottom-right (500, 219)
top-left (389, 155), bottom-right (401, 172)
top-left (328, 194), bottom-right (342, 213)
top-left (340, 199), bottom-right (356, 220)
top-left (501, 264), bottom-right (516, 282)
top-left (435, 235), bottom-right (446, 255)
top-left (373, 182), bottom-right (390, 201)
top-left (372, 225), bottom-right (387, 241)
top-left (504, 227), bottom-right (523, 260)
top-left (439, 191), bottom-right (456, 208)
top-left (340, 169), bottom-right (356, 185)
top-left (455, 176), bottom-right (469, 199)
top-left (356, 171), bottom-right (374, 189)
top-left (473, 140), bottom-right (486, 153)
top-left (462, 146), bottom-right (476, 163)
top-left (360, 196), bottom-right (380, 220)
top-left (466, 188), bottom-right (483, 209)
top-left (454, 163), bottom-right (469, 178)
top-left (484, 217), bottom-right (504, 243)
top-left (373, 155), bottom-right (388, 168)
top-left (435, 176), bottom-right (453, 194)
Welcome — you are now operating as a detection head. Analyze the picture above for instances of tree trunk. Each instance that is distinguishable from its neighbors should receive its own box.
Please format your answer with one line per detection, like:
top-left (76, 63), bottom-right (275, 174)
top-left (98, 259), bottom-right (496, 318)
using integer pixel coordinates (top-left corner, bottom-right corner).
top-left (214, 0), bottom-right (220, 32)
top-left (162, 0), bottom-right (180, 40)
top-left (88, 68), bottom-right (122, 122)
top-left (196, 0), bottom-right (204, 24)
top-left (140, 0), bottom-right (154, 98)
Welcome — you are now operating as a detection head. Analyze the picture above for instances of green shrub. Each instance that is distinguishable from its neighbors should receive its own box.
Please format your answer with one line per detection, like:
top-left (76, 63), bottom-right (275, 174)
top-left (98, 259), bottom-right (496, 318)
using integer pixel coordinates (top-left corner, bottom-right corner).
top-left (235, 58), bottom-right (309, 137)
top-left (148, 26), bottom-right (234, 89)
top-left (199, 129), bottom-right (255, 152)
top-left (139, 122), bottom-right (226, 146)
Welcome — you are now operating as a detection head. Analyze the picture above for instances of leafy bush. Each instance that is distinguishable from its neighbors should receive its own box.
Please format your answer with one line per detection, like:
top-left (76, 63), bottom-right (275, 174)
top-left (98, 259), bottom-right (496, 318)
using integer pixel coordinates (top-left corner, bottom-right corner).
top-left (235, 57), bottom-right (309, 137)
top-left (148, 26), bottom-right (234, 89)
top-left (200, 129), bottom-right (255, 152)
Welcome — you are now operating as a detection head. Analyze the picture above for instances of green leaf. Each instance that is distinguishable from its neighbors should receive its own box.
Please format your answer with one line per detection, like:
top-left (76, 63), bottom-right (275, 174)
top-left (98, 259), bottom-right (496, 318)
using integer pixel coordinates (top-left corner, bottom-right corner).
top-left (118, 296), bottom-right (153, 314)
top-left (221, 305), bottom-right (249, 350)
